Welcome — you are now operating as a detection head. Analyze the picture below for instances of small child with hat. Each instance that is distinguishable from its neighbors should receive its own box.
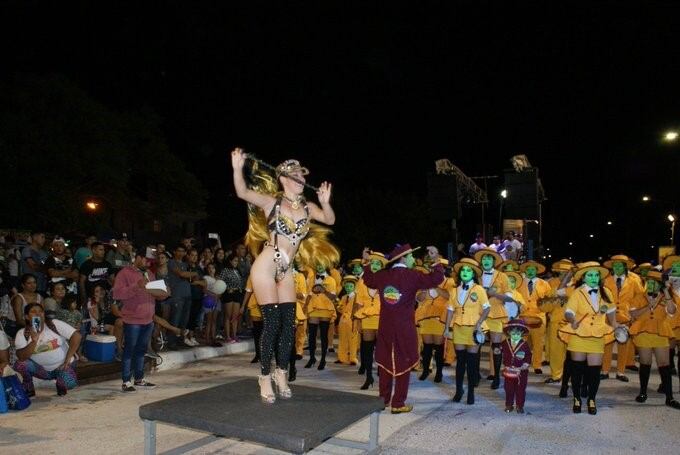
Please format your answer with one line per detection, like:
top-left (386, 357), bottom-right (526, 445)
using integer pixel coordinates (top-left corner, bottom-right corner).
top-left (501, 318), bottom-right (532, 413)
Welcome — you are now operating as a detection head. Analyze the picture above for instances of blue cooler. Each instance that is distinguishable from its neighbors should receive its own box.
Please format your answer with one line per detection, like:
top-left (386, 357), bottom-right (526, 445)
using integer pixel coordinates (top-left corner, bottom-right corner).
top-left (85, 334), bottom-right (116, 362)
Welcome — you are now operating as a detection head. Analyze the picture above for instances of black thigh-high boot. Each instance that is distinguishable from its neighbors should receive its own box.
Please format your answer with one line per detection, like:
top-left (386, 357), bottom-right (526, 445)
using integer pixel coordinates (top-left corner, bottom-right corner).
top-left (419, 343), bottom-right (433, 380)
top-left (305, 323), bottom-right (318, 368)
top-left (571, 360), bottom-right (586, 413)
top-left (289, 330), bottom-right (298, 382)
top-left (660, 365), bottom-right (680, 409)
top-left (636, 364), bottom-right (651, 402)
top-left (491, 343), bottom-right (502, 389)
top-left (586, 365), bottom-right (601, 414)
top-left (467, 352), bottom-right (478, 404)
top-left (318, 321), bottom-right (330, 370)
top-left (433, 344), bottom-right (444, 383)
top-left (453, 349), bottom-right (467, 402)
top-left (559, 353), bottom-right (572, 397)
top-left (361, 340), bottom-right (375, 389)
top-left (475, 348), bottom-right (481, 387)
top-left (358, 340), bottom-right (367, 375)
top-left (670, 348), bottom-right (677, 375)
top-left (251, 320), bottom-right (263, 363)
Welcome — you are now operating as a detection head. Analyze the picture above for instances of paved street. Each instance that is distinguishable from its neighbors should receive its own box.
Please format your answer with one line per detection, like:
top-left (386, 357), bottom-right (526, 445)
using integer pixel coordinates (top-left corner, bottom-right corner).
top-left (2, 349), bottom-right (679, 454)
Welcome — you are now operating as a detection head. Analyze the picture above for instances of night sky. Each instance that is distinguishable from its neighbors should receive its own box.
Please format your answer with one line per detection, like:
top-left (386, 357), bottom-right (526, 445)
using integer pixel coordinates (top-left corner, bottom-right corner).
top-left (3, 2), bottom-right (680, 264)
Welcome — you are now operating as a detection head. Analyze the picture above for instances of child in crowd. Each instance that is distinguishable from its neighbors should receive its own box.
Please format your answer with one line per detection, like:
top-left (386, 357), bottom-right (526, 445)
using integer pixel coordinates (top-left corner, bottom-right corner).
top-left (501, 319), bottom-right (532, 413)
top-left (203, 276), bottom-right (227, 347)
top-left (55, 294), bottom-right (86, 361)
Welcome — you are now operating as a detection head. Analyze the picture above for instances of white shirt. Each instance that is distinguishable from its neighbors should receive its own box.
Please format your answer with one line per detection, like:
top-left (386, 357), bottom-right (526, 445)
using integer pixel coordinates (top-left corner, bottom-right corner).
top-left (15, 319), bottom-right (76, 371)
top-left (481, 270), bottom-right (495, 289)
top-left (0, 329), bottom-right (9, 351)
top-left (457, 283), bottom-right (472, 306)
top-left (468, 242), bottom-right (487, 256)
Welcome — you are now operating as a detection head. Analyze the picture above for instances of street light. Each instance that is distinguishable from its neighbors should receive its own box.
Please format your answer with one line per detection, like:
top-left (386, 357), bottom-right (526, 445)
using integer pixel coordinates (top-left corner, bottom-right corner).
top-left (500, 189), bottom-right (508, 199)
top-left (669, 214), bottom-right (676, 246)
top-left (85, 201), bottom-right (99, 211)
top-left (607, 220), bottom-right (613, 225)
top-left (664, 131), bottom-right (678, 142)
top-left (498, 189), bottom-right (508, 233)
top-left (642, 195), bottom-right (651, 202)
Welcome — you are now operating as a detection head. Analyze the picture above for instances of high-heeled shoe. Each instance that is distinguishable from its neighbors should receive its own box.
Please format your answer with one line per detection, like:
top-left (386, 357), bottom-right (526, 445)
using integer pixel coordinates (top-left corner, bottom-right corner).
top-left (558, 385), bottom-right (569, 398)
top-left (635, 393), bottom-right (647, 403)
top-left (573, 397), bottom-right (582, 413)
top-left (258, 375), bottom-right (275, 404)
top-left (418, 369), bottom-right (431, 381)
top-left (666, 398), bottom-right (680, 409)
top-left (273, 368), bottom-right (292, 399)
top-left (587, 399), bottom-right (597, 415)
top-left (452, 390), bottom-right (464, 402)
top-left (288, 366), bottom-right (297, 382)
top-left (317, 359), bottom-right (326, 371)
top-left (304, 357), bottom-right (316, 368)
top-left (433, 371), bottom-right (443, 383)
top-left (360, 376), bottom-right (374, 390)
top-left (250, 356), bottom-right (260, 364)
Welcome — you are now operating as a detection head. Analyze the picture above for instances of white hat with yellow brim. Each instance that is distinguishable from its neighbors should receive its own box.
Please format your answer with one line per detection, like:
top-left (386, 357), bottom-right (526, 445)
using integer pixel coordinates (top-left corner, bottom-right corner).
top-left (662, 255), bottom-right (680, 272)
top-left (498, 259), bottom-right (519, 272)
top-left (519, 260), bottom-right (546, 275)
top-left (453, 257), bottom-right (482, 278)
top-left (573, 261), bottom-right (610, 282)
top-left (551, 259), bottom-right (575, 273)
top-left (341, 275), bottom-right (359, 285)
top-left (347, 258), bottom-right (363, 268)
top-left (473, 248), bottom-right (503, 267)
top-left (504, 270), bottom-right (523, 288)
top-left (645, 270), bottom-right (664, 283)
top-left (633, 262), bottom-right (653, 274)
top-left (603, 254), bottom-right (636, 270)
top-left (367, 251), bottom-right (389, 266)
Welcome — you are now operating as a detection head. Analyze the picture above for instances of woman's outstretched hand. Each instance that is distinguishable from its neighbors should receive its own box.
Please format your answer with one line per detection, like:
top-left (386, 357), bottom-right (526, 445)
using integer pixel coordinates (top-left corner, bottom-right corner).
top-left (317, 181), bottom-right (332, 204)
top-left (231, 147), bottom-right (246, 170)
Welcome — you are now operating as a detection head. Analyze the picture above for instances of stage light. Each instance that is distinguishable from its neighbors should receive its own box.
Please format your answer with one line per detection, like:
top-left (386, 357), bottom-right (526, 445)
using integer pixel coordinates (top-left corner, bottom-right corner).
top-left (589, 234), bottom-right (594, 238)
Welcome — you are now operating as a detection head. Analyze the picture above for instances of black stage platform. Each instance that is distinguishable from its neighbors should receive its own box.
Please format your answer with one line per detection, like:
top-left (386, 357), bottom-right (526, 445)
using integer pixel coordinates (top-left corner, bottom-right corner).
top-left (139, 378), bottom-right (385, 454)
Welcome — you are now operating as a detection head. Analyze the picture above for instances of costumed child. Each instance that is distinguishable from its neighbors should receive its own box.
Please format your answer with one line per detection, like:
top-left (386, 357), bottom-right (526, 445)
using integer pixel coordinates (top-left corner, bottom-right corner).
top-left (336, 275), bottom-right (360, 365)
top-left (501, 318), bottom-right (532, 413)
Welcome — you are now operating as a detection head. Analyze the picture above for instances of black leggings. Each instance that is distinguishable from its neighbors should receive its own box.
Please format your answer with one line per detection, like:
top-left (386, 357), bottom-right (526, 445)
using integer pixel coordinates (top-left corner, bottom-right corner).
top-left (260, 303), bottom-right (296, 375)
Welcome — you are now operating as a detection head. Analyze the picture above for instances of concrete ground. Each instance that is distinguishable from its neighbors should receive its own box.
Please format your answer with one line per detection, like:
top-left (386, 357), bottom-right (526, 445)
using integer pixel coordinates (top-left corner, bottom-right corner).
top-left (2, 349), bottom-right (679, 454)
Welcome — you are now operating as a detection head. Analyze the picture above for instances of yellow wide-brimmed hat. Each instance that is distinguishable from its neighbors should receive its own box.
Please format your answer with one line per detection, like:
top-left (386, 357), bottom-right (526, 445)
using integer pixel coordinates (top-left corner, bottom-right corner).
top-left (519, 260), bottom-right (546, 275)
top-left (633, 262), bottom-right (653, 274)
top-left (414, 265), bottom-right (429, 274)
top-left (662, 255), bottom-right (680, 271)
top-left (341, 275), bottom-right (359, 285)
top-left (551, 259), bottom-right (575, 273)
top-left (498, 259), bottom-right (519, 272)
top-left (367, 251), bottom-right (389, 266)
top-left (473, 248), bottom-right (503, 266)
top-left (347, 258), bottom-right (363, 269)
top-left (504, 270), bottom-right (523, 288)
top-left (573, 261), bottom-right (610, 282)
top-left (645, 270), bottom-right (663, 283)
top-left (603, 254), bottom-right (636, 270)
top-left (453, 258), bottom-right (482, 278)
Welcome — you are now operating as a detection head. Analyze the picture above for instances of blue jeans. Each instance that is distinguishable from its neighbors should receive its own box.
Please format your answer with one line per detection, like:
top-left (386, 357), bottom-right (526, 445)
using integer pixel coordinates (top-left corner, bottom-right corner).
top-left (169, 296), bottom-right (192, 345)
top-left (122, 322), bottom-right (154, 382)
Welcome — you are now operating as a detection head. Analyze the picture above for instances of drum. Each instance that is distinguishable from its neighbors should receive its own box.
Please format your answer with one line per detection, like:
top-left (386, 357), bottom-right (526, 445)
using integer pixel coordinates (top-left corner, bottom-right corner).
top-left (615, 326), bottom-right (629, 344)
top-left (503, 368), bottom-right (520, 379)
top-left (473, 329), bottom-right (486, 345)
top-left (523, 315), bottom-right (543, 329)
top-left (504, 301), bottom-right (519, 320)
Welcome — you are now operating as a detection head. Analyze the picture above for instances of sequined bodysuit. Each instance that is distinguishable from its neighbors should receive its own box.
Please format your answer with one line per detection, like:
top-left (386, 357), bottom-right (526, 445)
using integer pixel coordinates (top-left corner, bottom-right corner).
top-left (266, 196), bottom-right (310, 282)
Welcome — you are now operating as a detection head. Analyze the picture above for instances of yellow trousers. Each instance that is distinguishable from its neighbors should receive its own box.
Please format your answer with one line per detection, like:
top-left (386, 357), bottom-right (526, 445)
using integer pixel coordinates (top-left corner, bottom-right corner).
top-left (295, 321), bottom-right (307, 357)
top-left (337, 318), bottom-right (360, 364)
top-left (528, 324), bottom-right (546, 370)
top-left (547, 321), bottom-right (566, 380)
top-left (603, 339), bottom-right (632, 374)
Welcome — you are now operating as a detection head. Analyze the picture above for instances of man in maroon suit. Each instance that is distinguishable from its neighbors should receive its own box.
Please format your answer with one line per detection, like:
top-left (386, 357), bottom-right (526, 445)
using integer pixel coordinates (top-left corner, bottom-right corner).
top-left (362, 244), bottom-right (445, 414)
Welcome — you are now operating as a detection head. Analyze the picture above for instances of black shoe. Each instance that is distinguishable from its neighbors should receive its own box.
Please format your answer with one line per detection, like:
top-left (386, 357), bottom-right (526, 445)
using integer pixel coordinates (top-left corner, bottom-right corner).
top-left (250, 356), bottom-right (260, 364)
top-left (317, 359), bottom-right (326, 370)
top-left (505, 406), bottom-right (514, 413)
top-left (545, 378), bottom-right (561, 384)
top-left (27, 389), bottom-right (36, 398)
top-left (358, 365), bottom-right (366, 375)
top-left (295, 354), bottom-right (303, 360)
top-left (334, 360), bottom-right (342, 364)
top-left (559, 387), bottom-right (568, 398)
top-left (360, 376), bottom-right (374, 390)
top-left (616, 374), bottom-right (629, 383)
top-left (452, 390), bottom-right (464, 402)
top-left (467, 391), bottom-right (475, 405)
top-left (600, 373), bottom-right (610, 380)
top-left (134, 379), bottom-right (156, 389)
top-left (434, 371), bottom-right (443, 383)
top-left (288, 368), bottom-right (297, 382)
top-left (57, 388), bottom-right (67, 396)
top-left (626, 365), bottom-right (639, 372)
top-left (486, 374), bottom-right (495, 380)
top-left (534, 369), bottom-right (543, 375)
top-left (419, 369), bottom-right (431, 381)
top-left (587, 399), bottom-right (597, 415)
top-left (666, 399), bottom-right (680, 409)
top-left (658, 383), bottom-right (665, 394)
top-left (516, 407), bottom-right (525, 414)
top-left (635, 393), bottom-right (647, 403)
top-left (542, 360), bottom-right (549, 366)
top-left (443, 362), bottom-right (452, 367)
top-left (304, 358), bottom-right (316, 368)
top-left (573, 397), bottom-right (582, 413)
top-left (122, 381), bottom-right (136, 393)
top-left (491, 379), bottom-right (500, 390)
top-left (328, 348), bottom-right (335, 353)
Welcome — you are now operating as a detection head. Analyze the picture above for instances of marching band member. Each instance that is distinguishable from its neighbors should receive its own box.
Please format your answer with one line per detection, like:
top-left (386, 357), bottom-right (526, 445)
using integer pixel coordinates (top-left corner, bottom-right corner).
top-left (629, 270), bottom-right (680, 409)
top-left (304, 264), bottom-right (337, 370)
top-left (558, 261), bottom-right (620, 415)
top-left (518, 260), bottom-right (551, 374)
top-left (664, 255), bottom-right (680, 383)
top-left (288, 266), bottom-right (308, 382)
top-left (443, 258), bottom-right (491, 405)
top-left (336, 275), bottom-right (360, 365)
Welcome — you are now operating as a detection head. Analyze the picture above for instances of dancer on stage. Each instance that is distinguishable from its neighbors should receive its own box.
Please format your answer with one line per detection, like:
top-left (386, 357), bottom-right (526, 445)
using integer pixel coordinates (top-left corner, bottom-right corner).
top-left (558, 261), bottom-right (620, 415)
top-left (231, 148), bottom-right (339, 404)
top-left (362, 244), bottom-right (445, 413)
top-left (629, 270), bottom-right (680, 408)
top-left (444, 258), bottom-right (491, 405)
top-left (501, 319), bottom-right (532, 413)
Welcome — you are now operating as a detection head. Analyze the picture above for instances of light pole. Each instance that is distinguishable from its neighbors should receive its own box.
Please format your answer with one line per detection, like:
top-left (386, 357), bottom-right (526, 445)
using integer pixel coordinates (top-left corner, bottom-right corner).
top-left (498, 189), bottom-right (507, 233)
top-left (669, 214), bottom-right (676, 246)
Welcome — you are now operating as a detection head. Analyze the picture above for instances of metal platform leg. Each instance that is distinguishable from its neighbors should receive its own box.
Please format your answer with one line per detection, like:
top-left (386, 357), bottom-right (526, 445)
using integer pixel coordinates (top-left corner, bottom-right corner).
top-left (368, 411), bottom-right (379, 451)
top-left (326, 411), bottom-right (381, 454)
top-left (144, 419), bottom-right (157, 455)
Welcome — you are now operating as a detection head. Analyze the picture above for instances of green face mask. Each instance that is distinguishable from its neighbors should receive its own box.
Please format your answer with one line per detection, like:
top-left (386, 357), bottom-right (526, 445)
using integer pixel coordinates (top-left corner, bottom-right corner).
top-left (509, 329), bottom-right (523, 344)
top-left (525, 266), bottom-right (537, 279)
top-left (370, 259), bottom-right (383, 273)
top-left (343, 282), bottom-right (356, 294)
top-left (481, 255), bottom-right (495, 271)
top-left (460, 265), bottom-right (474, 283)
top-left (671, 261), bottom-right (680, 277)
top-left (639, 268), bottom-right (650, 278)
top-left (584, 270), bottom-right (600, 288)
top-left (612, 262), bottom-right (626, 277)
top-left (316, 264), bottom-right (326, 274)
top-left (404, 253), bottom-right (415, 269)
top-left (646, 279), bottom-right (660, 294)
top-left (507, 275), bottom-right (517, 290)
top-left (504, 264), bottom-right (515, 272)
top-left (351, 264), bottom-right (363, 276)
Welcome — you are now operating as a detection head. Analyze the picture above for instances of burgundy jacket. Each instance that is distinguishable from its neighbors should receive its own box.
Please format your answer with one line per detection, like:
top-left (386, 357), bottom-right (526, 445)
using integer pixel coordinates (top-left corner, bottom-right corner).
top-left (501, 339), bottom-right (532, 373)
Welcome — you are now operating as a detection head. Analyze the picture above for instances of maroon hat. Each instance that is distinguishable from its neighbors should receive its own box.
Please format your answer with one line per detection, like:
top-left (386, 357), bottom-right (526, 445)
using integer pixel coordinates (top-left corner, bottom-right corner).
top-left (503, 318), bottom-right (529, 335)
top-left (387, 243), bottom-right (421, 263)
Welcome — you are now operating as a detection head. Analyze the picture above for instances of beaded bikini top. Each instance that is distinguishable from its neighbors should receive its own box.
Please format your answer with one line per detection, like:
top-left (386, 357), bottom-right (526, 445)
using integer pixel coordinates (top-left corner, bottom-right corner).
top-left (267, 196), bottom-right (310, 247)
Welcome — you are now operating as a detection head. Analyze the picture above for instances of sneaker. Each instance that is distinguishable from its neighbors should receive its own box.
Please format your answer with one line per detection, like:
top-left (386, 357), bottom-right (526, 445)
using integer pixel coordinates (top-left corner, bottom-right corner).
top-left (190, 337), bottom-right (200, 346)
top-left (228, 338), bottom-right (238, 344)
top-left (134, 379), bottom-right (156, 389)
top-left (184, 337), bottom-right (197, 347)
top-left (145, 350), bottom-right (162, 362)
top-left (122, 381), bottom-right (136, 393)
top-left (216, 334), bottom-right (225, 340)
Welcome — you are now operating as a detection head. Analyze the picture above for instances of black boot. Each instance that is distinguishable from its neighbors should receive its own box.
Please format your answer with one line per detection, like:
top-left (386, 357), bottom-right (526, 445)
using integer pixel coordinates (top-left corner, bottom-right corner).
top-left (571, 360), bottom-right (586, 413)
top-left (433, 344), bottom-right (444, 383)
top-left (559, 354), bottom-right (572, 398)
top-left (318, 321), bottom-right (329, 370)
top-left (305, 323), bottom-right (318, 368)
top-left (453, 349), bottom-right (467, 402)
top-left (419, 343), bottom-right (433, 381)
top-left (660, 365), bottom-right (680, 409)
top-left (636, 364), bottom-right (651, 403)
top-left (474, 349), bottom-right (482, 387)
top-left (358, 340), bottom-right (366, 375)
top-left (467, 352), bottom-right (478, 404)
top-left (670, 348), bottom-right (677, 375)
top-left (586, 365), bottom-right (601, 415)
top-left (361, 340), bottom-right (375, 390)
top-left (491, 343), bottom-right (502, 390)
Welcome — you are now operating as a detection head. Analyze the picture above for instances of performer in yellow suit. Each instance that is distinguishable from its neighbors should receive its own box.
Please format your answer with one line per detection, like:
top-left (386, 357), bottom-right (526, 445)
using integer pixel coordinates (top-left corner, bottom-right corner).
top-left (540, 259), bottom-right (575, 393)
top-left (288, 266), bottom-right (308, 381)
top-left (336, 275), bottom-right (360, 365)
top-left (304, 264), bottom-right (337, 370)
top-left (327, 266), bottom-right (343, 354)
top-left (664, 254), bottom-right (680, 385)
top-left (602, 254), bottom-right (644, 382)
top-left (518, 260), bottom-right (551, 373)
top-left (629, 270), bottom-right (680, 409)
top-left (558, 261), bottom-right (620, 415)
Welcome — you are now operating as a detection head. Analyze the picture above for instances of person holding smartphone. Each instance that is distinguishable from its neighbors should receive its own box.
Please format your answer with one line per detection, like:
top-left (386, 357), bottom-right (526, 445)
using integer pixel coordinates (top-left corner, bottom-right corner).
top-left (13, 303), bottom-right (82, 396)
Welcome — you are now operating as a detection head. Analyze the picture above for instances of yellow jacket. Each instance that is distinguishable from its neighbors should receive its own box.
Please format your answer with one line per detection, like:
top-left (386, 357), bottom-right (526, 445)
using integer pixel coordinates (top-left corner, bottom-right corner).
top-left (355, 277), bottom-right (380, 318)
top-left (518, 277), bottom-right (552, 318)
top-left (415, 288), bottom-right (449, 322)
top-left (337, 293), bottom-right (358, 321)
top-left (305, 274), bottom-right (337, 314)
top-left (629, 294), bottom-right (674, 338)
top-left (448, 283), bottom-right (490, 327)
top-left (558, 286), bottom-right (616, 343)
top-left (540, 279), bottom-right (575, 325)
top-left (481, 270), bottom-right (511, 320)
top-left (603, 272), bottom-right (644, 324)
top-left (294, 270), bottom-right (308, 322)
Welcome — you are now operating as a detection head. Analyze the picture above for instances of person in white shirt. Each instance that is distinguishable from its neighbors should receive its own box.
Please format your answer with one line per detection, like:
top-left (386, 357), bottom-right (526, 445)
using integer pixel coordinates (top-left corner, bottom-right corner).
top-left (468, 234), bottom-right (487, 256)
top-left (13, 303), bottom-right (81, 396)
top-left (0, 329), bottom-right (10, 373)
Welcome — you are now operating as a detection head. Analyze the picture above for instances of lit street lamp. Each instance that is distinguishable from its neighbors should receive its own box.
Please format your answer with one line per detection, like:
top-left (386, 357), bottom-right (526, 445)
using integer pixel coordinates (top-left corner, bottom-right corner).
top-left (669, 214), bottom-right (676, 246)
top-left (642, 195), bottom-right (651, 202)
top-left (85, 201), bottom-right (99, 211)
top-left (498, 189), bottom-right (508, 233)
top-left (664, 131), bottom-right (678, 142)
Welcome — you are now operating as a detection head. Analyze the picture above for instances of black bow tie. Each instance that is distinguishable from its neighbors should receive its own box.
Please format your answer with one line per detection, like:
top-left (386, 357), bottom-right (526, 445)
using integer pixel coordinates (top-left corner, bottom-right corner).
top-left (648, 293), bottom-right (659, 298)
top-left (588, 289), bottom-right (598, 295)
top-left (483, 272), bottom-right (494, 275)
top-left (316, 274), bottom-right (325, 280)
top-left (462, 284), bottom-right (470, 291)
